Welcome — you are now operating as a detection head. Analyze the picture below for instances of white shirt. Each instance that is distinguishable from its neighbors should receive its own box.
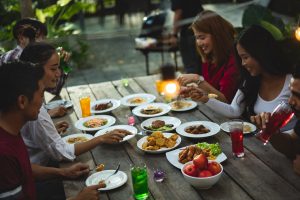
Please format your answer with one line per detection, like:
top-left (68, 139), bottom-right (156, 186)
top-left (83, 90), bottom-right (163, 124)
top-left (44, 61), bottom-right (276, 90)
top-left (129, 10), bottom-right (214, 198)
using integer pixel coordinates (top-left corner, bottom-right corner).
top-left (0, 45), bottom-right (23, 66)
top-left (205, 74), bottom-right (292, 117)
top-left (21, 106), bottom-right (75, 166)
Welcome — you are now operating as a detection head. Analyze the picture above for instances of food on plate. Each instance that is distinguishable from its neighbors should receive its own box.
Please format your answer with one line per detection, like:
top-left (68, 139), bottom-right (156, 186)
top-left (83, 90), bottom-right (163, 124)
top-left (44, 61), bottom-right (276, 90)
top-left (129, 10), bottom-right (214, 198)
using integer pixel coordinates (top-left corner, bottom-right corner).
top-left (178, 142), bottom-right (222, 164)
top-left (83, 118), bottom-right (108, 128)
top-left (141, 131), bottom-right (178, 151)
top-left (243, 124), bottom-right (252, 132)
top-left (140, 106), bottom-right (162, 115)
top-left (171, 101), bottom-right (192, 110)
top-left (128, 97), bottom-right (145, 104)
top-left (95, 164), bottom-right (105, 172)
top-left (184, 125), bottom-right (210, 134)
top-left (98, 180), bottom-right (107, 188)
top-left (67, 136), bottom-right (88, 144)
top-left (183, 155), bottom-right (222, 178)
top-left (143, 120), bottom-right (174, 131)
top-left (94, 102), bottom-right (113, 111)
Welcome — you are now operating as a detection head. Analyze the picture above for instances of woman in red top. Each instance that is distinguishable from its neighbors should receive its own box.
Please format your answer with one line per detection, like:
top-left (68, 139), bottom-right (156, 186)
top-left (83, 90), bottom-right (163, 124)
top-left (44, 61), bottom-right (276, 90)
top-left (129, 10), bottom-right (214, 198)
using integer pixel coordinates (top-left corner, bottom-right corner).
top-left (177, 10), bottom-right (239, 103)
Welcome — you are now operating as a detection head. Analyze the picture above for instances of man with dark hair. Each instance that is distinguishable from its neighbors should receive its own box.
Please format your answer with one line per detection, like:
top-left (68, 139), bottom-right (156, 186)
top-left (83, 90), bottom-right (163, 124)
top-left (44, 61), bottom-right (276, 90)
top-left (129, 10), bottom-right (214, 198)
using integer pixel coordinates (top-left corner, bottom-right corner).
top-left (0, 61), bottom-right (45, 199)
top-left (0, 18), bottom-right (47, 65)
top-left (252, 64), bottom-right (300, 175)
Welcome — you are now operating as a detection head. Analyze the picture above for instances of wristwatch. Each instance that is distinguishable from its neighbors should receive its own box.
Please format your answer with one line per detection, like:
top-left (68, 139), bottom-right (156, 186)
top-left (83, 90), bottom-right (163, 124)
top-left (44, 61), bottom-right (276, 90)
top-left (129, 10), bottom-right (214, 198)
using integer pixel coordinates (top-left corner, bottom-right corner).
top-left (196, 76), bottom-right (205, 85)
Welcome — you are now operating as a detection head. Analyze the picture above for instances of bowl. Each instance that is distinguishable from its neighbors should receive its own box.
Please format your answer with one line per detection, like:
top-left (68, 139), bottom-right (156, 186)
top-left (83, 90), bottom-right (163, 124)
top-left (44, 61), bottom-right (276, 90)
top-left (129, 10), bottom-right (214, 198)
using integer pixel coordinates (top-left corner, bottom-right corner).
top-left (181, 161), bottom-right (223, 189)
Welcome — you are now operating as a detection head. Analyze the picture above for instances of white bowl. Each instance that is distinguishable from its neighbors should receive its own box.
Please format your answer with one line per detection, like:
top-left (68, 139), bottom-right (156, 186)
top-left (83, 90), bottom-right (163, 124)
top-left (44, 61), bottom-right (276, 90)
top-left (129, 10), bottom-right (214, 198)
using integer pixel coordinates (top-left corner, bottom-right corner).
top-left (181, 161), bottom-right (223, 189)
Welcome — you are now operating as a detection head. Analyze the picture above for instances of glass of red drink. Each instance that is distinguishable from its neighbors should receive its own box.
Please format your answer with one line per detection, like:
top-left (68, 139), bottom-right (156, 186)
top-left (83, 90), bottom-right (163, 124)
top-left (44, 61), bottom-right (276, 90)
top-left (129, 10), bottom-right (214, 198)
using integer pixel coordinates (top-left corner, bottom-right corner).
top-left (256, 101), bottom-right (294, 145)
top-left (229, 119), bottom-right (244, 158)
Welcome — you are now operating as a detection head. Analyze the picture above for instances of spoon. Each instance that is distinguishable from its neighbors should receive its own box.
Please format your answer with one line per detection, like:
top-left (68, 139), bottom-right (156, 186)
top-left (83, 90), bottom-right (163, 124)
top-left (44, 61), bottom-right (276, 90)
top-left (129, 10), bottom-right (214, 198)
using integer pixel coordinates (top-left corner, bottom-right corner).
top-left (103, 163), bottom-right (120, 184)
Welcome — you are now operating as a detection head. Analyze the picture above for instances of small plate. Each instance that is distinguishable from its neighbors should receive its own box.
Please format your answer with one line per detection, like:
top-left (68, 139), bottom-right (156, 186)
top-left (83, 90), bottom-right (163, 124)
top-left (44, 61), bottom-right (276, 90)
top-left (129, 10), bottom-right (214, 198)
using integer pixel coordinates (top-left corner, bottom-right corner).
top-left (141, 116), bottom-right (181, 132)
top-left (169, 100), bottom-right (198, 112)
top-left (75, 115), bottom-right (116, 132)
top-left (91, 99), bottom-right (120, 114)
top-left (176, 121), bottom-right (220, 138)
top-left (62, 133), bottom-right (94, 144)
top-left (220, 121), bottom-right (256, 134)
top-left (44, 100), bottom-right (73, 109)
top-left (137, 132), bottom-right (181, 154)
top-left (132, 103), bottom-right (171, 118)
top-left (85, 170), bottom-right (127, 191)
top-left (94, 125), bottom-right (137, 143)
top-left (120, 93), bottom-right (156, 107)
top-left (166, 146), bottom-right (227, 169)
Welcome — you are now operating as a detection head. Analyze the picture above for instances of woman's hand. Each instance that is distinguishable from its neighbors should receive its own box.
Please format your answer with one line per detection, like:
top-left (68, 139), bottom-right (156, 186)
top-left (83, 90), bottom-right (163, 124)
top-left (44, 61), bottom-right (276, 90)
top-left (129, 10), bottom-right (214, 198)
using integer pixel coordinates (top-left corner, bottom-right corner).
top-left (179, 86), bottom-right (209, 103)
top-left (177, 74), bottom-right (199, 86)
top-left (48, 106), bottom-right (67, 118)
top-left (62, 162), bottom-right (90, 179)
top-left (98, 129), bottom-right (132, 144)
top-left (55, 121), bottom-right (69, 134)
top-left (250, 112), bottom-right (271, 129)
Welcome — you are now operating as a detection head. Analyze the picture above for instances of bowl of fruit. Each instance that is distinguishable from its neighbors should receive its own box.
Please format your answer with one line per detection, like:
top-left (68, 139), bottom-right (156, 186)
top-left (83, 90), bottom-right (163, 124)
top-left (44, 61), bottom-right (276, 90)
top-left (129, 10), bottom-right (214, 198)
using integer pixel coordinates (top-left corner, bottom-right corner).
top-left (181, 154), bottom-right (223, 189)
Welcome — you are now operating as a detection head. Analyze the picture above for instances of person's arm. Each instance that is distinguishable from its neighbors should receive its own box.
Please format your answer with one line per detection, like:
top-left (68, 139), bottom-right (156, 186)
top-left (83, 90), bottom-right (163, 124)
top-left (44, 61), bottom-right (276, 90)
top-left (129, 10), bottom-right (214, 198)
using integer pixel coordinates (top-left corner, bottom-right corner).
top-left (74, 129), bottom-right (132, 155)
top-left (198, 81), bottom-right (228, 103)
top-left (31, 162), bottom-right (89, 181)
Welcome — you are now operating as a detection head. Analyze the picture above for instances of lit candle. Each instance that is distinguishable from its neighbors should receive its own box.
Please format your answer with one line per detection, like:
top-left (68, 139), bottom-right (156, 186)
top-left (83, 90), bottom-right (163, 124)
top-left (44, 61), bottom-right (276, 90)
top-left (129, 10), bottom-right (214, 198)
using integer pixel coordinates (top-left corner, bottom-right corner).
top-left (295, 27), bottom-right (300, 41)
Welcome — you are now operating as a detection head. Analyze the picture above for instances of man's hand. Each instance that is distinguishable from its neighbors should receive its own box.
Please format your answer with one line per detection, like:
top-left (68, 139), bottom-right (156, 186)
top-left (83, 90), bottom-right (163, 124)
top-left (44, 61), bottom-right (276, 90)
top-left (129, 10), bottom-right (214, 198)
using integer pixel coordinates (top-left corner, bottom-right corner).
top-left (177, 74), bottom-right (199, 86)
top-left (71, 184), bottom-right (104, 200)
top-left (98, 129), bottom-right (132, 144)
top-left (250, 112), bottom-right (271, 129)
top-left (293, 155), bottom-right (300, 176)
top-left (48, 106), bottom-right (67, 118)
top-left (62, 163), bottom-right (90, 179)
top-left (55, 121), bottom-right (69, 134)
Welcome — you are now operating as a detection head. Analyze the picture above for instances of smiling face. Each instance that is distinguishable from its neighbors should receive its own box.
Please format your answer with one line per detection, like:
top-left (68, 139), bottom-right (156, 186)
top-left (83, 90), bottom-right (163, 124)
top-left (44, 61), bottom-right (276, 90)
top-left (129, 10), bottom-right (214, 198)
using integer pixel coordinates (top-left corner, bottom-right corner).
top-left (289, 78), bottom-right (300, 118)
top-left (236, 43), bottom-right (262, 76)
top-left (42, 52), bottom-right (61, 89)
top-left (193, 29), bottom-right (213, 55)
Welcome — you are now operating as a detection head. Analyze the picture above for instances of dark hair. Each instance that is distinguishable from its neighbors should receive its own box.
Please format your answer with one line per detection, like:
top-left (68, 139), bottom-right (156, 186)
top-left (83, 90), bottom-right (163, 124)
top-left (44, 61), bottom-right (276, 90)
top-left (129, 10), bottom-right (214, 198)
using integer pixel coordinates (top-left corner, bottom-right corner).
top-left (20, 42), bottom-right (56, 66)
top-left (13, 18), bottom-right (47, 43)
top-left (234, 25), bottom-right (291, 117)
top-left (191, 10), bottom-right (236, 67)
top-left (0, 61), bottom-right (44, 112)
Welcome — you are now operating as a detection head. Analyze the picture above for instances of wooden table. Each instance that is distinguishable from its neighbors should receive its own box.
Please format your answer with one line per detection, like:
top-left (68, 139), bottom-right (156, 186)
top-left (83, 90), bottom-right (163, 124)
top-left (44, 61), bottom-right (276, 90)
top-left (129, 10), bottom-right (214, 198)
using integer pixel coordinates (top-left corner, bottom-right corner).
top-left (46, 75), bottom-right (300, 200)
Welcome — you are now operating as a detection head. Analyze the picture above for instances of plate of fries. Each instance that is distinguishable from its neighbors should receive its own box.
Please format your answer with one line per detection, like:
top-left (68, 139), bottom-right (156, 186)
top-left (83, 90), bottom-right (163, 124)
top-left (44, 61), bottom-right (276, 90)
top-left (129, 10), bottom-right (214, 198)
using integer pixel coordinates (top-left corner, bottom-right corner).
top-left (137, 131), bottom-right (181, 154)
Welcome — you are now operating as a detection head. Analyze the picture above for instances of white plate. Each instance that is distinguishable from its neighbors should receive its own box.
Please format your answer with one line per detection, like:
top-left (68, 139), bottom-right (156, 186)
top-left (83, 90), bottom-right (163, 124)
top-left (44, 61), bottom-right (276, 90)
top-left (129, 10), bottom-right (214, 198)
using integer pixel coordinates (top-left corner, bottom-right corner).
top-left (132, 103), bottom-right (171, 118)
top-left (44, 100), bottom-right (73, 109)
top-left (91, 99), bottom-right (120, 114)
top-left (137, 132), bottom-right (181, 154)
top-left (176, 121), bottom-right (220, 138)
top-left (220, 121), bottom-right (256, 134)
top-left (85, 170), bottom-right (127, 191)
top-left (165, 145), bottom-right (227, 169)
top-left (120, 93), bottom-right (156, 107)
top-left (168, 100), bottom-right (198, 112)
top-left (94, 125), bottom-right (137, 142)
top-left (75, 115), bottom-right (116, 132)
top-left (141, 116), bottom-right (181, 132)
top-left (62, 133), bottom-right (94, 144)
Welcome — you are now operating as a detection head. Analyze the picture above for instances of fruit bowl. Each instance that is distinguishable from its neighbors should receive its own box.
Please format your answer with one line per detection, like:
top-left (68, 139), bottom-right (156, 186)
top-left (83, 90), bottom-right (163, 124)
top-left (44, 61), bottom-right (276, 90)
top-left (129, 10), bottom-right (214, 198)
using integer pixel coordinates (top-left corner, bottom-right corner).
top-left (181, 161), bottom-right (223, 189)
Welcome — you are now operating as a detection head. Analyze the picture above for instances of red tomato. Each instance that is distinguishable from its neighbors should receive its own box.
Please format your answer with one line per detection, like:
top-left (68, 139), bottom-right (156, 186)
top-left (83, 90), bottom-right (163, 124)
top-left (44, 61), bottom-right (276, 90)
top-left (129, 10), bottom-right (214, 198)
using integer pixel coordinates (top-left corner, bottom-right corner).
top-left (207, 162), bottom-right (222, 175)
top-left (184, 164), bottom-right (198, 177)
top-left (198, 170), bottom-right (213, 178)
top-left (193, 154), bottom-right (208, 170)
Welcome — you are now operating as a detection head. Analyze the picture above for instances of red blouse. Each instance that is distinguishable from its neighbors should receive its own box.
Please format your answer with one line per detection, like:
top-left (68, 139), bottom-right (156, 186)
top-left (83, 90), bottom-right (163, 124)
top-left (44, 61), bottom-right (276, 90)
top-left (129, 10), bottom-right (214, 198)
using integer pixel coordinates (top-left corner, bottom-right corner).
top-left (202, 54), bottom-right (239, 102)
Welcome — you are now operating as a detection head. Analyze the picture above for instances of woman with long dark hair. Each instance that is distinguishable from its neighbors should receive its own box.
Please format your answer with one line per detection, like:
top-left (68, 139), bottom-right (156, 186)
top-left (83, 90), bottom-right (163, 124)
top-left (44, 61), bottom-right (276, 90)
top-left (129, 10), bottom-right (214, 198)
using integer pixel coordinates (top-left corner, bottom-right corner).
top-left (182, 25), bottom-right (293, 121)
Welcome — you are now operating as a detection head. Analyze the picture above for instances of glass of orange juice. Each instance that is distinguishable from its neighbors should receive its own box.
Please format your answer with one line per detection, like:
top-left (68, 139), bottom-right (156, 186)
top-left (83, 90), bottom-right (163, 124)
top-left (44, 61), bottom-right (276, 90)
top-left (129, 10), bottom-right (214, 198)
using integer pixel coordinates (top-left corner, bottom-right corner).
top-left (79, 95), bottom-right (91, 117)
top-left (155, 80), bottom-right (164, 95)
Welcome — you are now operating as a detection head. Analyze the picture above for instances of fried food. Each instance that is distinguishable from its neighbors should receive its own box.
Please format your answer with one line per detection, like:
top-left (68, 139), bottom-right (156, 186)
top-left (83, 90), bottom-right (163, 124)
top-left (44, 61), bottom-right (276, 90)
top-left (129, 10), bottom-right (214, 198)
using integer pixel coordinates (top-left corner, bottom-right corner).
top-left (98, 180), bottom-right (107, 188)
top-left (95, 164), bottom-right (105, 172)
top-left (152, 120), bottom-right (165, 129)
top-left (83, 118), bottom-right (108, 128)
top-left (178, 145), bottom-right (204, 164)
top-left (67, 136), bottom-right (88, 144)
top-left (185, 125), bottom-right (210, 134)
top-left (94, 102), bottom-right (113, 111)
top-left (144, 120), bottom-right (174, 131)
top-left (142, 131), bottom-right (178, 151)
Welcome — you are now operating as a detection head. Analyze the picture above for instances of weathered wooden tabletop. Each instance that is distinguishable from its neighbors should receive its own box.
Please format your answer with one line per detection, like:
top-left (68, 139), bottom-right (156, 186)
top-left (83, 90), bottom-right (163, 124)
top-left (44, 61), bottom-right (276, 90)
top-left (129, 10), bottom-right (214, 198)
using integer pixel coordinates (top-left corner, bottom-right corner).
top-left (45, 75), bottom-right (300, 200)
